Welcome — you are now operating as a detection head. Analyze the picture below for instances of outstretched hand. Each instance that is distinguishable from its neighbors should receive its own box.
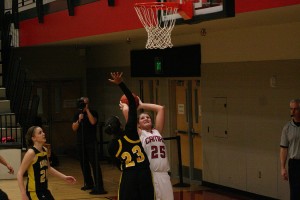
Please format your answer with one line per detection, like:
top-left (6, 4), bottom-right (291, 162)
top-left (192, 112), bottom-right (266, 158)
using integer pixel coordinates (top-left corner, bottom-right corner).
top-left (108, 72), bottom-right (123, 85)
top-left (65, 176), bottom-right (77, 184)
top-left (7, 164), bottom-right (14, 174)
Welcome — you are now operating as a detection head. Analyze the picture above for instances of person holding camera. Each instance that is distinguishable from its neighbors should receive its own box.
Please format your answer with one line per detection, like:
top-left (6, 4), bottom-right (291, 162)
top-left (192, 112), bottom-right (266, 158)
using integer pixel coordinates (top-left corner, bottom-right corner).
top-left (72, 97), bottom-right (107, 195)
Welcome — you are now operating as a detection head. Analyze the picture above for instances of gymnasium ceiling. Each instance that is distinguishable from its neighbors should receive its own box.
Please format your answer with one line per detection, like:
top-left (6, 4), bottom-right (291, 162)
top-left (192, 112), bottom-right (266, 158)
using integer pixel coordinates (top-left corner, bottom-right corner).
top-left (44, 4), bottom-right (300, 47)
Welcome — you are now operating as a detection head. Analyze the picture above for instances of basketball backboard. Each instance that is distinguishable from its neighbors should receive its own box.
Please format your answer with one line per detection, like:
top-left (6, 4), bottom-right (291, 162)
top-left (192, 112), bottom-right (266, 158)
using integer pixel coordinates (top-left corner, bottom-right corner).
top-left (162, 0), bottom-right (235, 24)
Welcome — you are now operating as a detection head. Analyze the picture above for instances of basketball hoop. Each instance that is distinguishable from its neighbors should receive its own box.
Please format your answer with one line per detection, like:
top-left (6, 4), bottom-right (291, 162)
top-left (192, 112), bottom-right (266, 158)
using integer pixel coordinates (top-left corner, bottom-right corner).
top-left (134, 2), bottom-right (180, 49)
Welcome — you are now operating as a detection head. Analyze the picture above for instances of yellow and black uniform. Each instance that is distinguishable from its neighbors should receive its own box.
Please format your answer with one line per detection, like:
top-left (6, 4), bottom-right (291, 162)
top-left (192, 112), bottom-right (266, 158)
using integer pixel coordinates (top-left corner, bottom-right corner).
top-left (26, 147), bottom-right (54, 200)
top-left (106, 82), bottom-right (155, 200)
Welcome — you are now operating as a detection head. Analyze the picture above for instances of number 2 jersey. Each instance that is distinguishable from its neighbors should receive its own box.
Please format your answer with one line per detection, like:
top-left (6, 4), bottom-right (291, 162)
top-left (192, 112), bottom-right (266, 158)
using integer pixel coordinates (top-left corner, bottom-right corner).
top-left (108, 134), bottom-right (150, 170)
top-left (108, 82), bottom-right (150, 171)
top-left (26, 146), bottom-right (49, 191)
top-left (140, 129), bottom-right (170, 172)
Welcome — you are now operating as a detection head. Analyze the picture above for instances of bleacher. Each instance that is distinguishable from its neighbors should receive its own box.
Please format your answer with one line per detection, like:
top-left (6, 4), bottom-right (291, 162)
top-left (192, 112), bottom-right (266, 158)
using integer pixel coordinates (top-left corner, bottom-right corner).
top-left (0, 4), bottom-right (39, 180)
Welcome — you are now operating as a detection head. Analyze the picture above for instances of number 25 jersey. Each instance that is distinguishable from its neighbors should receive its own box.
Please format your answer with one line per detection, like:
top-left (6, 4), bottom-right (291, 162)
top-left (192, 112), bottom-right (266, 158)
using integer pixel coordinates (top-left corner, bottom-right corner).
top-left (140, 129), bottom-right (170, 172)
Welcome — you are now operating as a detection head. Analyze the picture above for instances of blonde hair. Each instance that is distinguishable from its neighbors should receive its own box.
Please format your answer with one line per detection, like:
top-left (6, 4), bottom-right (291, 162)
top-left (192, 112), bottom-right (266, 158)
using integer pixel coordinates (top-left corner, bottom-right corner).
top-left (138, 112), bottom-right (154, 128)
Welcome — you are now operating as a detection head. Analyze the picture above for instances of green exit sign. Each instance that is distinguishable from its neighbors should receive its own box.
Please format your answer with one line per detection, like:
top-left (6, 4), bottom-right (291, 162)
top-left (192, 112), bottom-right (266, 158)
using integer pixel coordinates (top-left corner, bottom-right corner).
top-left (154, 57), bottom-right (163, 74)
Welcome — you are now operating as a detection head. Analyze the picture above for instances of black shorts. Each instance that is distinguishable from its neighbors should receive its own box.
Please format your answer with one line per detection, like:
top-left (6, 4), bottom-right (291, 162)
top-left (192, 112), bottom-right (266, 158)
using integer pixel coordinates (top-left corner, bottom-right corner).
top-left (119, 168), bottom-right (155, 200)
top-left (27, 189), bottom-right (55, 200)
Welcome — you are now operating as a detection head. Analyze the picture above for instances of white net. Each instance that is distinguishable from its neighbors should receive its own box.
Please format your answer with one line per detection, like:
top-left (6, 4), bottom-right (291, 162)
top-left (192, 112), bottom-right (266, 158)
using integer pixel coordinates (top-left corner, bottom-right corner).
top-left (134, 2), bottom-right (179, 49)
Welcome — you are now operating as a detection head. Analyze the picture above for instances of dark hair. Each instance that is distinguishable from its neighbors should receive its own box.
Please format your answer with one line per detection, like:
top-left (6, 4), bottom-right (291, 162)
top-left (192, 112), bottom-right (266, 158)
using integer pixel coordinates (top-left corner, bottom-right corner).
top-left (0, 189), bottom-right (9, 200)
top-left (26, 126), bottom-right (39, 147)
top-left (104, 116), bottom-right (121, 135)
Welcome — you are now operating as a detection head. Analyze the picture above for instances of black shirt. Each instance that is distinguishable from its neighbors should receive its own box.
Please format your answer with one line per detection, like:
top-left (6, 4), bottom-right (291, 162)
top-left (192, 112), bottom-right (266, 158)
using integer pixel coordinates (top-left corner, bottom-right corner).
top-left (73, 109), bottom-right (98, 144)
top-left (108, 82), bottom-right (150, 170)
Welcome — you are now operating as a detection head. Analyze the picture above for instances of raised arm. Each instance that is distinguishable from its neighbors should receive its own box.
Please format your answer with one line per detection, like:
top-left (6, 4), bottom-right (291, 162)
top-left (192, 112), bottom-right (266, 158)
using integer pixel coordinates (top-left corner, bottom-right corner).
top-left (86, 108), bottom-right (97, 125)
top-left (108, 72), bottom-right (135, 107)
top-left (109, 72), bottom-right (137, 138)
top-left (72, 112), bottom-right (83, 132)
top-left (121, 102), bottom-right (129, 123)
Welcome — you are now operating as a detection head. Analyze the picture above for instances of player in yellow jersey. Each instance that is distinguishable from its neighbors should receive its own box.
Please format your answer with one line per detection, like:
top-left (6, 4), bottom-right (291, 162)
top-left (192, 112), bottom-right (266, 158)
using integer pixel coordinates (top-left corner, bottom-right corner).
top-left (104, 72), bottom-right (155, 200)
top-left (17, 126), bottom-right (76, 200)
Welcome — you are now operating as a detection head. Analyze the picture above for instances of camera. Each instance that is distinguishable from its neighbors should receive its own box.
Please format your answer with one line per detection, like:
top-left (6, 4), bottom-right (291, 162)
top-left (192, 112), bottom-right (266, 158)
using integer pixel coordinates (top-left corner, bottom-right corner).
top-left (77, 98), bottom-right (86, 110)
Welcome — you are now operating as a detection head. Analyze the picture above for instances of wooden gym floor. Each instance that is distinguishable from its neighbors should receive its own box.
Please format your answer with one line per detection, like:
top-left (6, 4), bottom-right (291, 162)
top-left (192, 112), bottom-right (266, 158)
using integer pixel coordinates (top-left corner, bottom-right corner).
top-left (0, 156), bottom-right (257, 200)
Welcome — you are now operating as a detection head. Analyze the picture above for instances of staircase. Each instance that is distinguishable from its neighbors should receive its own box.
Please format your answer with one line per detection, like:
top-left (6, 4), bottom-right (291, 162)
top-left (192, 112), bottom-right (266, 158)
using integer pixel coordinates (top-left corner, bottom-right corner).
top-left (0, 5), bottom-right (25, 179)
top-left (0, 60), bottom-right (22, 180)
top-left (0, 76), bottom-right (22, 145)
top-left (0, 1), bottom-right (43, 180)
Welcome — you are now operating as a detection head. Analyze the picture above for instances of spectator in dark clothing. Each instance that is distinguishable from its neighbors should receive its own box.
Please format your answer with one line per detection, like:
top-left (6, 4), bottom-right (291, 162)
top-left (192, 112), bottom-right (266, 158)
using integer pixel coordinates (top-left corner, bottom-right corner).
top-left (72, 97), bottom-right (107, 195)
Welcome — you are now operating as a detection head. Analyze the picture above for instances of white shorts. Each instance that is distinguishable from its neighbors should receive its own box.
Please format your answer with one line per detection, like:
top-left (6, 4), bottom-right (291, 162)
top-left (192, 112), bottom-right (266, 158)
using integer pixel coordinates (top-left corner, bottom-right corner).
top-left (152, 171), bottom-right (174, 200)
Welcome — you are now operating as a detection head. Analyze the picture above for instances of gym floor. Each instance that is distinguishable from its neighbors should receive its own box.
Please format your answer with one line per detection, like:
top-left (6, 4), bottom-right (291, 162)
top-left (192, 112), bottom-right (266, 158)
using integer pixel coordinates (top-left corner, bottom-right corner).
top-left (0, 156), bottom-right (259, 200)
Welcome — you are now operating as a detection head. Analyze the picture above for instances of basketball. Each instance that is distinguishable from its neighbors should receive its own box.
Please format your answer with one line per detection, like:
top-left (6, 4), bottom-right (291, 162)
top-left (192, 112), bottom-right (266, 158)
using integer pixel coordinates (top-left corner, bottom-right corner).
top-left (120, 94), bottom-right (139, 106)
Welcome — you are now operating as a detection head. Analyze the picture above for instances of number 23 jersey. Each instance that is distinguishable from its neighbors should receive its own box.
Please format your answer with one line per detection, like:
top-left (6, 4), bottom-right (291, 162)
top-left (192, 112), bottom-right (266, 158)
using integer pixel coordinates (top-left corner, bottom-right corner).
top-left (140, 129), bottom-right (170, 172)
top-left (108, 135), bottom-right (150, 170)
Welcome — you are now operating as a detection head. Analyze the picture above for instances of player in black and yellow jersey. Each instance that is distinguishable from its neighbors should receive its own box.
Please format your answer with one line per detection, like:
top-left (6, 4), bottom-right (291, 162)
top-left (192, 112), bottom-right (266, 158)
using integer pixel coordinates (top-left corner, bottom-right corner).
top-left (104, 72), bottom-right (155, 200)
top-left (17, 126), bottom-right (76, 200)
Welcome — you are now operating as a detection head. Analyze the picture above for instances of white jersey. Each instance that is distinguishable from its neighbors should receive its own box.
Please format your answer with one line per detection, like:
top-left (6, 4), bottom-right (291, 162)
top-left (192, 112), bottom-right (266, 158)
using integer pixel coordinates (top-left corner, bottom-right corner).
top-left (140, 129), bottom-right (174, 200)
top-left (140, 129), bottom-right (170, 172)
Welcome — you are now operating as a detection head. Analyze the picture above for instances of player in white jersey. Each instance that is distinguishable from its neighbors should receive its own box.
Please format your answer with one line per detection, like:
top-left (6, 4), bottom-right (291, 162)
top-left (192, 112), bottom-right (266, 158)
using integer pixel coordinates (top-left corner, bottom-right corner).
top-left (137, 100), bottom-right (174, 200)
top-left (120, 98), bottom-right (174, 199)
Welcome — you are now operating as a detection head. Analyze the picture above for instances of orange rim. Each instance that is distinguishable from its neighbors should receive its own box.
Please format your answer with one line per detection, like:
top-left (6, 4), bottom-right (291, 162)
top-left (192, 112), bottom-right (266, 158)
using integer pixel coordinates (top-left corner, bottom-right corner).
top-left (134, 2), bottom-right (180, 9)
